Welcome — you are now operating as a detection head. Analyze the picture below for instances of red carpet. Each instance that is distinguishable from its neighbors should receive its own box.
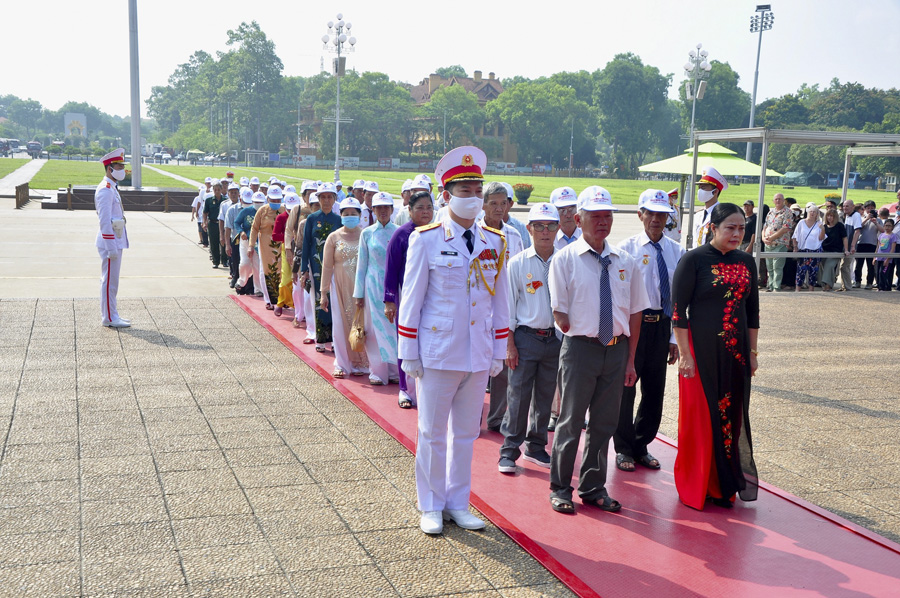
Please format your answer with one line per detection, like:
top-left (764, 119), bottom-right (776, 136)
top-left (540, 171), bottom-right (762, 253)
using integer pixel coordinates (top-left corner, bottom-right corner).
top-left (233, 295), bottom-right (900, 598)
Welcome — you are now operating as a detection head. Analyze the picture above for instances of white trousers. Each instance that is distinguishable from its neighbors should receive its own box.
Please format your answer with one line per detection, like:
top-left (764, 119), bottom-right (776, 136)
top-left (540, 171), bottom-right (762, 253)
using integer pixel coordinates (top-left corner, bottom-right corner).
top-left (292, 281), bottom-right (303, 322)
top-left (303, 287), bottom-right (316, 340)
top-left (100, 253), bottom-right (122, 324)
top-left (415, 368), bottom-right (489, 512)
top-left (237, 239), bottom-right (262, 292)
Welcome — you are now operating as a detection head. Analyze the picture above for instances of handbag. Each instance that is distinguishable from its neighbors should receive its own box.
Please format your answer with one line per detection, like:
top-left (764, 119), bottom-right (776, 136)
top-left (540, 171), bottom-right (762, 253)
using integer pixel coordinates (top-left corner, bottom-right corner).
top-left (348, 307), bottom-right (366, 353)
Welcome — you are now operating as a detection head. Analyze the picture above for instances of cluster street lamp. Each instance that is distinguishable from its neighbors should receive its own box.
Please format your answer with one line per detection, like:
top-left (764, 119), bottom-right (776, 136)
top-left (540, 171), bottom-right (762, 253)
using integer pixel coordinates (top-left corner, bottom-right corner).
top-left (683, 43), bottom-right (712, 214)
top-left (322, 14), bottom-right (357, 183)
top-left (746, 4), bottom-right (774, 161)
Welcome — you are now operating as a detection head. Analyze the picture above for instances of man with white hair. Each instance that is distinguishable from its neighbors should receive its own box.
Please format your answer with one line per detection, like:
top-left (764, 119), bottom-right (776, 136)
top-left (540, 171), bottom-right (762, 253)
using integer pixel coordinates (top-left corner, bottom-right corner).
top-left (500, 182), bottom-right (532, 250)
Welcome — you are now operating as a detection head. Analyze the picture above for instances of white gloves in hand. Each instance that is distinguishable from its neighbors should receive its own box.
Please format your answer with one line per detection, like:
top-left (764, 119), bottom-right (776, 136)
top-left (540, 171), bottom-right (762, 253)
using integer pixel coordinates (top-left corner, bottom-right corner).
top-left (107, 250), bottom-right (120, 261)
top-left (489, 359), bottom-right (504, 377)
top-left (401, 358), bottom-right (424, 379)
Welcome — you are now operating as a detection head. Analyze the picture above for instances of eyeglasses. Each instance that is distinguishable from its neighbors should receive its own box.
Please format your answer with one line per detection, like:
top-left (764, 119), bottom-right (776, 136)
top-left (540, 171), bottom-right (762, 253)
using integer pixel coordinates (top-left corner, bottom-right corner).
top-left (530, 222), bottom-right (560, 232)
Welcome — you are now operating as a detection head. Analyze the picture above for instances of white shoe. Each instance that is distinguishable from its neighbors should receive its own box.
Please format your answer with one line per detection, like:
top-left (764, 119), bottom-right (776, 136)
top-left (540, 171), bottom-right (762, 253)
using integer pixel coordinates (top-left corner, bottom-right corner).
top-left (420, 511), bottom-right (443, 534)
top-left (442, 509), bottom-right (485, 530)
top-left (103, 318), bottom-right (131, 328)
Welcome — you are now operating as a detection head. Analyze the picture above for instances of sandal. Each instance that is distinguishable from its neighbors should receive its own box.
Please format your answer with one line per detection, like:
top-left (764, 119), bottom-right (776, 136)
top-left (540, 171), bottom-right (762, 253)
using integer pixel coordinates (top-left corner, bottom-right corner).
top-left (302, 338), bottom-right (315, 344)
top-left (550, 496), bottom-right (575, 514)
top-left (332, 369), bottom-right (345, 379)
top-left (265, 303), bottom-right (274, 310)
top-left (398, 397), bottom-right (412, 409)
top-left (315, 346), bottom-right (326, 353)
top-left (616, 453), bottom-right (635, 472)
top-left (637, 453), bottom-right (661, 470)
top-left (582, 495), bottom-right (622, 512)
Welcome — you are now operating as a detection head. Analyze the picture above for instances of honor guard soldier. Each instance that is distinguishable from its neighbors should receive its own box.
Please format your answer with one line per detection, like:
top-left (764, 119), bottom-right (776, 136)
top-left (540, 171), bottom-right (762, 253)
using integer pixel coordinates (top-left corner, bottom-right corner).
top-left (614, 189), bottom-right (685, 473)
top-left (399, 146), bottom-right (510, 535)
top-left (95, 148), bottom-right (130, 327)
top-left (693, 166), bottom-right (726, 247)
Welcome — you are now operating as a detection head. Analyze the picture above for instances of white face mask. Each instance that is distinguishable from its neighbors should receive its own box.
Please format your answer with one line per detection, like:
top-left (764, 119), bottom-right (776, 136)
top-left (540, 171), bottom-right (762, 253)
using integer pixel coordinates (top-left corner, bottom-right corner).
top-left (448, 194), bottom-right (483, 220)
top-left (110, 168), bottom-right (126, 181)
top-left (697, 188), bottom-right (715, 204)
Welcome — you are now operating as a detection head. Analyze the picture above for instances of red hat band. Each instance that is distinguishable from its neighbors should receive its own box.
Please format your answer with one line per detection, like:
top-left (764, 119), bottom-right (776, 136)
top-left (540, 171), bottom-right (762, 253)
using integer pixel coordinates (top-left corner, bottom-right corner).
top-left (697, 174), bottom-right (723, 192)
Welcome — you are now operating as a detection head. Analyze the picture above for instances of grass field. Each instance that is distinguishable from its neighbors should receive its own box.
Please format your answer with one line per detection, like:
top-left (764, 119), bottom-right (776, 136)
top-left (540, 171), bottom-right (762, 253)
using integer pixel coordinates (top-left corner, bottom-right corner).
top-left (23, 159), bottom-right (898, 209)
top-left (0, 158), bottom-right (29, 180)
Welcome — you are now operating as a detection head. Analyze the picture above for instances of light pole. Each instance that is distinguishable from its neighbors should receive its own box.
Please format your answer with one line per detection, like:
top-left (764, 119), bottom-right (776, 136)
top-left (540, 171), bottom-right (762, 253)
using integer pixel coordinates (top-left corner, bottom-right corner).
top-left (682, 43), bottom-right (711, 247)
top-left (322, 14), bottom-right (356, 183)
top-left (568, 117), bottom-right (575, 177)
top-left (746, 4), bottom-right (774, 161)
top-left (127, 0), bottom-right (142, 188)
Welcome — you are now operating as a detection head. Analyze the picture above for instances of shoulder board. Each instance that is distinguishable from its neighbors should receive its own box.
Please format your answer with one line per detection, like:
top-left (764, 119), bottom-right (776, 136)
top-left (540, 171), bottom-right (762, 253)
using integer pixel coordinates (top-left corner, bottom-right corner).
top-left (415, 222), bottom-right (442, 233)
top-left (482, 225), bottom-right (505, 237)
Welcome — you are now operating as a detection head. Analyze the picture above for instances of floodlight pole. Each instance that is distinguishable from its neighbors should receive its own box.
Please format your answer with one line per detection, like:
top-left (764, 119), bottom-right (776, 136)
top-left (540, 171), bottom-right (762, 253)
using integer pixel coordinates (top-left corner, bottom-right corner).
top-left (683, 43), bottom-right (711, 247)
top-left (323, 15), bottom-right (357, 183)
top-left (746, 5), bottom-right (774, 162)
top-left (128, 0), bottom-right (142, 188)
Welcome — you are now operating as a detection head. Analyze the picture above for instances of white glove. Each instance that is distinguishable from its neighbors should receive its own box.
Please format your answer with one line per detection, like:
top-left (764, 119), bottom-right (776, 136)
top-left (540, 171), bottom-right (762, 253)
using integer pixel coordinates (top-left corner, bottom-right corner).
top-left (489, 359), bottom-right (504, 377)
top-left (107, 250), bottom-right (120, 262)
top-left (401, 358), bottom-right (424, 379)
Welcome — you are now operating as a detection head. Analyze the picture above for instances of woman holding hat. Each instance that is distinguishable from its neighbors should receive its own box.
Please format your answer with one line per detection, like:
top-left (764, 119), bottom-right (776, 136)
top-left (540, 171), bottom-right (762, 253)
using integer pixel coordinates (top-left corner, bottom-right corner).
top-left (792, 202), bottom-right (825, 291)
top-left (320, 198), bottom-right (368, 378)
top-left (672, 202), bottom-right (759, 510)
top-left (353, 192), bottom-right (400, 385)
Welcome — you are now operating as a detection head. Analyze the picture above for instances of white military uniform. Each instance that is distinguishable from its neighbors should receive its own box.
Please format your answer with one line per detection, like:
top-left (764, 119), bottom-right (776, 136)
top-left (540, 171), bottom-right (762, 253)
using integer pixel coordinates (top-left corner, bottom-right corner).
top-left (399, 216), bottom-right (510, 512)
top-left (95, 175), bottom-right (129, 325)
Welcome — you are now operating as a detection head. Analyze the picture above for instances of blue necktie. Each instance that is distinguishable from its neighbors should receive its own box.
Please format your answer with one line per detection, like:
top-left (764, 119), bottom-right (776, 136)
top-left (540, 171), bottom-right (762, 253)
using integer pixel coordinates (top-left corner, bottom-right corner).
top-left (649, 240), bottom-right (671, 318)
top-left (591, 250), bottom-right (614, 345)
top-left (463, 230), bottom-right (474, 254)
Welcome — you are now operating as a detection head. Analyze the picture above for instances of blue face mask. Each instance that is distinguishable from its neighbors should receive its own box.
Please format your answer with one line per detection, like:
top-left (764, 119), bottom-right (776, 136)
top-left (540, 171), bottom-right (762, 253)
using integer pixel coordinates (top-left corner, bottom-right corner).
top-left (268, 203), bottom-right (281, 210)
top-left (341, 215), bottom-right (360, 228)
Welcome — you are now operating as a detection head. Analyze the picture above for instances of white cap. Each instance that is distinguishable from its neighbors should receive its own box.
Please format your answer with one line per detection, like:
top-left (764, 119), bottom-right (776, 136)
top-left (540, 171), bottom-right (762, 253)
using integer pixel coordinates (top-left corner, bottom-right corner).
top-left (363, 180), bottom-right (380, 193)
top-left (638, 189), bottom-right (675, 213)
top-left (227, 182), bottom-right (240, 191)
top-left (335, 180), bottom-right (343, 187)
top-left (267, 187), bottom-right (283, 200)
top-left (278, 180), bottom-right (286, 187)
top-left (211, 178), bottom-right (221, 186)
top-left (578, 186), bottom-right (617, 211)
top-left (283, 193), bottom-right (301, 209)
top-left (252, 192), bottom-right (266, 203)
top-left (308, 192), bottom-right (320, 204)
top-left (501, 182), bottom-right (514, 200)
top-left (204, 176), bottom-right (213, 184)
top-left (412, 174), bottom-right (432, 189)
top-left (240, 188), bottom-right (253, 204)
top-left (259, 179), bottom-right (269, 188)
top-left (550, 186), bottom-right (578, 208)
top-left (318, 182), bottom-right (337, 195)
top-left (249, 177), bottom-right (260, 185)
top-left (527, 202), bottom-right (560, 222)
top-left (401, 179), bottom-right (413, 192)
top-left (339, 197), bottom-right (362, 212)
top-left (352, 179), bottom-right (365, 189)
top-left (371, 192), bottom-right (394, 207)
top-left (285, 184), bottom-right (296, 194)
top-left (268, 176), bottom-right (278, 184)
top-left (240, 176), bottom-right (249, 186)
top-left (696, 165), bottom-right (729, 192)
top-left (301, 180), bottom-right (317, 192)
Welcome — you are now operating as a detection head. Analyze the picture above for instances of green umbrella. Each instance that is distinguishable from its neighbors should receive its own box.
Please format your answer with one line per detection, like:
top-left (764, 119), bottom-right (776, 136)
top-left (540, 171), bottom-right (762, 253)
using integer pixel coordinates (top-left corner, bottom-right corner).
top-left (639, 142), bottom-right (782, 177)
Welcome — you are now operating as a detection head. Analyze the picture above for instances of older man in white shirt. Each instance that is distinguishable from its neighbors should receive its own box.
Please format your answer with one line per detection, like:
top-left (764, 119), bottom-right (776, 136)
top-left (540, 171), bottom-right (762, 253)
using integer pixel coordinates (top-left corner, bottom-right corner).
top-left (614, 190), bottom-right (684, 473)
top-left (551, 186), bottom-right (582, 251)
top-left (548, 186), bottom-right (649, 515)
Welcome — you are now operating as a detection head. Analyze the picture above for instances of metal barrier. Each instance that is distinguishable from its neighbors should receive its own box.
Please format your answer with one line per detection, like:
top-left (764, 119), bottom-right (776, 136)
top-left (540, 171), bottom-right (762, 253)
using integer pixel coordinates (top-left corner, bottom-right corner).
top-left (14, 183), bottom-right (29, 209)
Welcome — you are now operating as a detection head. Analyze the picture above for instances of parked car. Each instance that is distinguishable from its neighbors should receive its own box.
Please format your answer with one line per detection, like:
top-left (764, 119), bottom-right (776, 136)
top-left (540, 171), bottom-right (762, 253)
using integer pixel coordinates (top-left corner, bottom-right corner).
top-left (27, 141), bottom-right (43, 158)
top-left (7, 139), bottom-right (21, 154)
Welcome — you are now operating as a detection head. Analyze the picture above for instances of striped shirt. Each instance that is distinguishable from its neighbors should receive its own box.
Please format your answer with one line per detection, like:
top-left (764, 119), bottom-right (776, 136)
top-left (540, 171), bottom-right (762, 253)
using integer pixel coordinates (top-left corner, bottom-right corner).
top-left (507, 246), bottom-right (555, 331)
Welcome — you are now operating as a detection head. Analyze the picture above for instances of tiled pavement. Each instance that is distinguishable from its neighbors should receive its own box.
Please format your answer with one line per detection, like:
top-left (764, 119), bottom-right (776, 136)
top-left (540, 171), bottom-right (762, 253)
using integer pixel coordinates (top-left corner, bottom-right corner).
top-left (1, 291), bottom-right (899, 597)
top-left (0, 297), bottom-right (571, 597)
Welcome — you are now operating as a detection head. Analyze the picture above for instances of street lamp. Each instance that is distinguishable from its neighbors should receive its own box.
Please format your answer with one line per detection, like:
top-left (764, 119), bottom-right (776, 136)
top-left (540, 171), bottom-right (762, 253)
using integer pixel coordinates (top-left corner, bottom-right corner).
top-left (746, 4), bottom-right (774, 161)
top-left (322, 14), bottom-right (356, 183)
top-left (683, 43), bottom-right (712, 198)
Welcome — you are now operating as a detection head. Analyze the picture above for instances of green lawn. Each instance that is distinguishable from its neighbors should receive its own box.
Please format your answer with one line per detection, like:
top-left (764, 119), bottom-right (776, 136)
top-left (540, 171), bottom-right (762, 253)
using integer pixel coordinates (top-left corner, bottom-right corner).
top-left (0, 158), bottom-right (29, 180)
top-left (27, 159), bottom-right (195, 190)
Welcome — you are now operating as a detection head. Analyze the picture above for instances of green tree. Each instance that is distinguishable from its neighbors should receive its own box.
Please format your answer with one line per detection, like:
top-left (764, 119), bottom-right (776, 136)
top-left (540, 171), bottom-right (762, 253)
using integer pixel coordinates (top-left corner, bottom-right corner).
top-left (435, 65), bottom-right (467, 78)
top-left (810, 81), bottom-right (885, 130)
top-left (165, 121), bottom-right (220, 154)
top-left (8, 99), bottom-right (43, 139)
top-left (680, 61), bottom-right (750, 132)
top-left (594, 53), bottom-right (670, 174)
top-left (420, 85), bottom-right (483, 155)
top-left (858, 112), bottom-right (900, 175)
top-left (486, 81), bottom-right (594, 167)
top-left (758, 94), bottom-right (810, 128)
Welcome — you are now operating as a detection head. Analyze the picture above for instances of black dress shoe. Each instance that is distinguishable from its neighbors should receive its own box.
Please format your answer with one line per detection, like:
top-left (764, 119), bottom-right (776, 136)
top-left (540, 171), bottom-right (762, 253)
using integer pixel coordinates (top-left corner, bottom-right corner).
top-left (547, 416), bottom-right (558, 432)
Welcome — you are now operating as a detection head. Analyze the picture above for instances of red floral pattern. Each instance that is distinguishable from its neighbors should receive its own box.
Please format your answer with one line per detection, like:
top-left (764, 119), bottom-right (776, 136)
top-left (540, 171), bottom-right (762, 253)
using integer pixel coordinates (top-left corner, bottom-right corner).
top-left (718, 393), bottom-right (733, 459)
top-left (710, 262), bottom-right (751, 364)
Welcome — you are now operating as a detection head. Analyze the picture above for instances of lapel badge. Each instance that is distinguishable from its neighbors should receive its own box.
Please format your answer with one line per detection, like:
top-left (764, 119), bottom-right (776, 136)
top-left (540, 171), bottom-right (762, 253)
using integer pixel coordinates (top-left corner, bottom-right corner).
top-left (619, 269), bottom-right (626, 281)
top-left (526, 273), bottom-right (532, 279)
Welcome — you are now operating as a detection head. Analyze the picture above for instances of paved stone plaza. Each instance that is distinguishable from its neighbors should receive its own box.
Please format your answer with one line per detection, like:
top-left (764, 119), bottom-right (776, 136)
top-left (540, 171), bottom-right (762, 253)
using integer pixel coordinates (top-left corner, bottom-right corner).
top-left (1, 203), bottom-right (898, 596)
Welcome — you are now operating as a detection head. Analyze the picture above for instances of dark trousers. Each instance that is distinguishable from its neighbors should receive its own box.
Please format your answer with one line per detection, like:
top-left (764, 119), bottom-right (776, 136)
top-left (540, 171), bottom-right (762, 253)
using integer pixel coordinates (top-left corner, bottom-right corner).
top-left (500, 328), bottom-right (561, 460)
top-left (855, 243), bottom-right (877, 285)
top-left (487, 365), bottom-right (509, 430)
top-left (782, 258), bottom-right (797, 288)
top-left (198, 222), bottom-right (208, 246)
top-left (876, 260), bottom-right (895, 291)
top-left (208, 226), bottom-right (227, 267)
top-left (550, 336), bottom-right (627, 502)
top-left (229, 237), bottom-right (240, 283)
top-left (614, 315), bottom-right (669, 459)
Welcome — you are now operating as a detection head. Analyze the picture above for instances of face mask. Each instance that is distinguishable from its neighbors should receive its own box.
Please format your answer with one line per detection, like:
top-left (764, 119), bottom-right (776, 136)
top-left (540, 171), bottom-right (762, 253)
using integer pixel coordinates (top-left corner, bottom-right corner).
top-left (110, 168), bottom-right (126, 181)
top-left (697, 189), bottom-right (715, 204)
top-left (268, 203), bottom-right (281, 210)
top-left (448, 194), bottom-right (483, 220)
top-left (341, 215), bottom-right (360, 228)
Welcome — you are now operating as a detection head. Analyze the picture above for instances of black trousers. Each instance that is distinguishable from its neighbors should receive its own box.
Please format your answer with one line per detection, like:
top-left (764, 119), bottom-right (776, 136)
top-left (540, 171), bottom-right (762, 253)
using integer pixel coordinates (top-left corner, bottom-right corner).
top-left (208, 226), bottom-right (227, 267)
top-left (855, 243), bottom-right (877, 285)
top-left (613, 314), bottom-right (670, 459)
top-left (198, 222), bottom-right (208, 246)
top-left (229, 237), bottom-right (240, 283)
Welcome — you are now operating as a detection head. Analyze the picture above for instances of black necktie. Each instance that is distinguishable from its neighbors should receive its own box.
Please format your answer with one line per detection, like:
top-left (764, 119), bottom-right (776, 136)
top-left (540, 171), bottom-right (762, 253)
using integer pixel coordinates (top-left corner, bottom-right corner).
top-left (463, 230), bottom-right (474, 254)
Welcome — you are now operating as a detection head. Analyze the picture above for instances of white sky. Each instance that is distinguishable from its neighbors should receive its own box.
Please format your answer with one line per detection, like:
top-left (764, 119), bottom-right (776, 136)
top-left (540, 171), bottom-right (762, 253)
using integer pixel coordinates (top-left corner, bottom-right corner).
top-left (3, 0), bottom-right (899, 119)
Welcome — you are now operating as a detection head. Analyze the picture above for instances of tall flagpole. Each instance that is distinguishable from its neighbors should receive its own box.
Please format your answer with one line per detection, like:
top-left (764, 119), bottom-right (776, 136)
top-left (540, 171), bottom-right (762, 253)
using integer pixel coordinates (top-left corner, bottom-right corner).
top-left (128, 0), bottom-right (142, 188)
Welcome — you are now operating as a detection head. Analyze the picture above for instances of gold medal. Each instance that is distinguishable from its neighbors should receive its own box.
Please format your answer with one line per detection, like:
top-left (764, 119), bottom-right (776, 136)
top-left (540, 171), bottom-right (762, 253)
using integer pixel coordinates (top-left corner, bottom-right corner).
top-left (526, 273), bottom-right (533, 279)
top-left (619, 269), bottom-right (626, 281)
top-left (642, 257), bottom-right (649, 265)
